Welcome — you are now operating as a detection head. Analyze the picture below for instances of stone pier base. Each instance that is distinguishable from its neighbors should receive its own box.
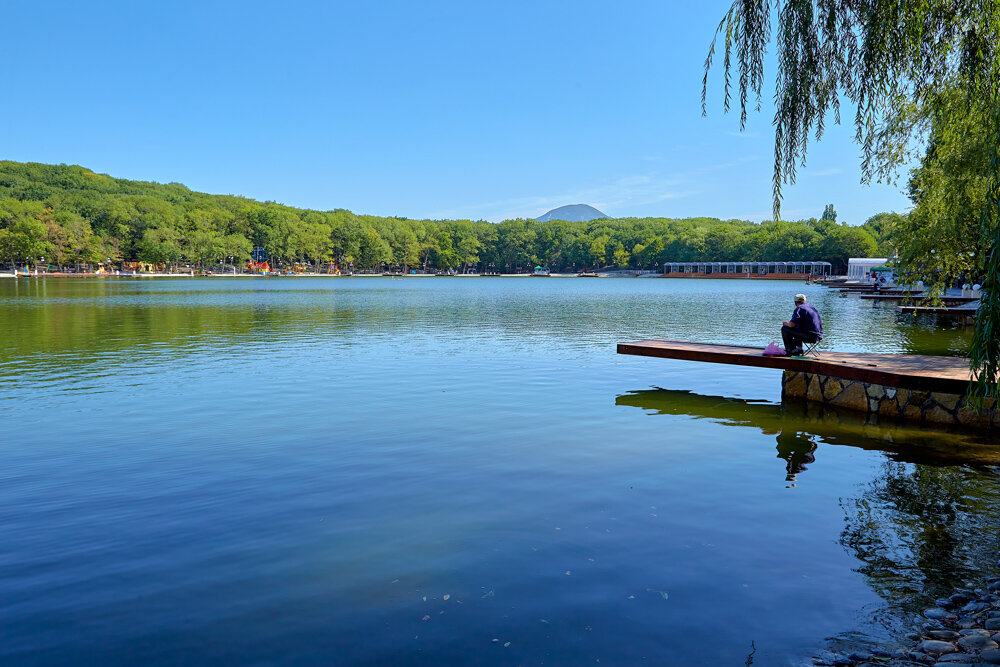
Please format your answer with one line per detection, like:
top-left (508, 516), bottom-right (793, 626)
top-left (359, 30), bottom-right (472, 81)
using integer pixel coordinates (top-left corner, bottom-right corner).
top-left (781, 370), bottom-right (999, 429)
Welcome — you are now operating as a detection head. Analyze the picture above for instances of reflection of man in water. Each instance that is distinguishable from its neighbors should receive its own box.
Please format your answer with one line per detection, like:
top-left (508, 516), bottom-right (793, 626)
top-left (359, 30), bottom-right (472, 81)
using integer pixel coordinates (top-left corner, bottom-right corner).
top-left (775, 430), bottom-right (818, 487)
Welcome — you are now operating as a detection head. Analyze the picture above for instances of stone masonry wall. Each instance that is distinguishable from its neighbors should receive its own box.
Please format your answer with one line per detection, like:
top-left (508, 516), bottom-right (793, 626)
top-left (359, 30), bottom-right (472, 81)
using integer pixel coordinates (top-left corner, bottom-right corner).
top-left (781, 370), bottom-right (999, 429)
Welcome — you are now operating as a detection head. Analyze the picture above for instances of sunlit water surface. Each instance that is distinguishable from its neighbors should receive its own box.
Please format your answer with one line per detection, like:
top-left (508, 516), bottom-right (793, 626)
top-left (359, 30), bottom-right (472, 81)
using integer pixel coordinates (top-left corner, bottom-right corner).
top-left (1, 277), bottom-right (997, 666)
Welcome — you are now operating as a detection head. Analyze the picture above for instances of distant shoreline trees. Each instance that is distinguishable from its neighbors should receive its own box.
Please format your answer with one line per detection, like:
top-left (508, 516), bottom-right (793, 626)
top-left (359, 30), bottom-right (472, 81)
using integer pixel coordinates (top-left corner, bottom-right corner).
top-left (0, 161), bottom-right (884, 274)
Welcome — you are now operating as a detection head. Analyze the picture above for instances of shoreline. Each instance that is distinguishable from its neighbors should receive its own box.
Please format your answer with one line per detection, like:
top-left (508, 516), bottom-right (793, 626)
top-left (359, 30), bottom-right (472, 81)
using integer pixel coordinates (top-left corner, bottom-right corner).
top-left (815, 561), bottom-right (1000, 666)
top-left (2, 271), bottom-right (828, 280)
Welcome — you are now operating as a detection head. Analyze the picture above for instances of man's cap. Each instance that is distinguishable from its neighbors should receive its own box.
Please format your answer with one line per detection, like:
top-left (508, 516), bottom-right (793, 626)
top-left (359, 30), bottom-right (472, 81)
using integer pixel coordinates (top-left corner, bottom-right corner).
top-left (794, 293), bottom-right (807, 302)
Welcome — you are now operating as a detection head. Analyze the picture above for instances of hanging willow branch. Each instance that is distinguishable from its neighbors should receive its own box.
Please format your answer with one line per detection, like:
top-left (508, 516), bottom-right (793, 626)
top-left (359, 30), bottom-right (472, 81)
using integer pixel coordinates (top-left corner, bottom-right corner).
top-left (968, 96), bottom-right (1000, 406)
top-left (703, 0), bottom-right (1000, 403)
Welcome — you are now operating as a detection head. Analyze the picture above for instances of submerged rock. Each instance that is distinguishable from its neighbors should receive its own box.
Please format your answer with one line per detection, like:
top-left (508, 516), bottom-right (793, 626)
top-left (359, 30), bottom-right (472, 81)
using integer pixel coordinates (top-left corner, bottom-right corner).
top-left (959, 628), bottom-right (992, 637)
top-left (918, 639), bottom-right (958, 655)
top-left (958, 634), bottom-right (998, 651)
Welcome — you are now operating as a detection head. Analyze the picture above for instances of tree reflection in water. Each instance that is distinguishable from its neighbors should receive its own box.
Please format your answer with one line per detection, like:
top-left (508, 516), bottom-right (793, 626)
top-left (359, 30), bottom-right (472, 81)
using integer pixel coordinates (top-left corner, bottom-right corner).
top-left (840, 462), bottom-right (1000, 616)
top-left (616, 387), bottom-right (1000, 648)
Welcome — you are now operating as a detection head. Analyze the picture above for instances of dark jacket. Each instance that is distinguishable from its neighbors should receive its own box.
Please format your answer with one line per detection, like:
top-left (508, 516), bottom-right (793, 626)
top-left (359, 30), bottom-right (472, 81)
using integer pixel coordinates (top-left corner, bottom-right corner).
top-left (791, 303), bottom-right (822, 338)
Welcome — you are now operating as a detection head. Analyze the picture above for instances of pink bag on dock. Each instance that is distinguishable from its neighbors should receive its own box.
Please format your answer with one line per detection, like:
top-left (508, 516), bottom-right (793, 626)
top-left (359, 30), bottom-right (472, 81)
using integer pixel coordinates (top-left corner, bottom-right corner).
top-left (762, 342), bottom-right (785, 357)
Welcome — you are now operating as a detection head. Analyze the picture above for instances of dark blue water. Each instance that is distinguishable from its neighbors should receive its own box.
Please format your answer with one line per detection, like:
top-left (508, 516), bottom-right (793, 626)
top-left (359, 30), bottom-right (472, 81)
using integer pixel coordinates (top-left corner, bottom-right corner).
top-left (1, 277), bottom-right (997, 665)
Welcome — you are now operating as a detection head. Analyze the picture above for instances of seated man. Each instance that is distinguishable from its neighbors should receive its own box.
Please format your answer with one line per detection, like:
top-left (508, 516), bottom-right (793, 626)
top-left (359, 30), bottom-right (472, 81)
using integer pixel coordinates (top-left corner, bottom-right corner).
top-left (781, 293), bottom-right (823, 356)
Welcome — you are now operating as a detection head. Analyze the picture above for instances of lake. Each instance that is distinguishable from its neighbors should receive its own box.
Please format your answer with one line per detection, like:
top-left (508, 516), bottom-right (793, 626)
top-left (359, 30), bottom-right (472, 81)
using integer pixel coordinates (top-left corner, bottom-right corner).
top-left (1, 276), bottom-right (997, 665)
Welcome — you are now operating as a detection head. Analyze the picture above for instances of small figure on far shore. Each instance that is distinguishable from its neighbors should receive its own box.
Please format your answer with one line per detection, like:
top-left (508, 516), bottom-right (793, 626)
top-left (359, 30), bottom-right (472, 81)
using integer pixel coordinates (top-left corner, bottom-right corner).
top-left (781, 293), bottom-right (822, 356)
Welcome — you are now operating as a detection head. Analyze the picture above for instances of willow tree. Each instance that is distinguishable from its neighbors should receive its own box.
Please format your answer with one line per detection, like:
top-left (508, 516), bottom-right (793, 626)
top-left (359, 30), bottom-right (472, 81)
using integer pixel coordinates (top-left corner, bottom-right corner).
top-left (703, 0), bottom-right (1000, 403)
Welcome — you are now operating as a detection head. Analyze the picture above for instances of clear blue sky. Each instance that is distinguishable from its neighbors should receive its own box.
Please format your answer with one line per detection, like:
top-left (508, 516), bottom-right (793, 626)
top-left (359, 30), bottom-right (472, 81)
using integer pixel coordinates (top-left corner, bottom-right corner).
top-left (4, 0), bottom-right (911, 224)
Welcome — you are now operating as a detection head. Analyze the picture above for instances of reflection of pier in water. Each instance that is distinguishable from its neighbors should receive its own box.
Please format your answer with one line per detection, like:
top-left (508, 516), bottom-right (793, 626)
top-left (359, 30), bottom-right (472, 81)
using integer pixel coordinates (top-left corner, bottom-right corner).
top-left (614, 388), bottom-right (1000, 469)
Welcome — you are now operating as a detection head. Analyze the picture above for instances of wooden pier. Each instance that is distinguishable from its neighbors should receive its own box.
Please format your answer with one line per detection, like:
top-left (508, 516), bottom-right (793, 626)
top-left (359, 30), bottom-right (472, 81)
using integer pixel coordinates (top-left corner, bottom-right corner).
top-left (897, 302), bottom-right (980, 319)
top-left (859, 292), bottom-right (926, 300)
top-left (617, 339), bottom-right (996, 429)
top-left (840, 288), bottom-right (923, 296)
top-left (860, 293), bottom-right (978, 303)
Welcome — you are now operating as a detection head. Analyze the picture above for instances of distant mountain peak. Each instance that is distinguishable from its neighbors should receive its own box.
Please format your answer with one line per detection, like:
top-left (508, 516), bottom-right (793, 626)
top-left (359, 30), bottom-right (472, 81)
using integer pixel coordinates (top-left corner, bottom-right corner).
top-left (536, 204), bottom-right (608, 222)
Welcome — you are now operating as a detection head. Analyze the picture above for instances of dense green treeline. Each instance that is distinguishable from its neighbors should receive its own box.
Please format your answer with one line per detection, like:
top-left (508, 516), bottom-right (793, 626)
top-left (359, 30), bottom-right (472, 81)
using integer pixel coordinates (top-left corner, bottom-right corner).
top-left (0, 161), bottom-right (888, 272)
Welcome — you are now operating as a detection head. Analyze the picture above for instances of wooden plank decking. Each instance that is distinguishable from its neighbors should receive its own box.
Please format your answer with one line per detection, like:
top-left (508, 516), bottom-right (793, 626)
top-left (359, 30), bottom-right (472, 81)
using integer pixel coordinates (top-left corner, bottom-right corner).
top-left (617, 339), bottom-right (973, 394)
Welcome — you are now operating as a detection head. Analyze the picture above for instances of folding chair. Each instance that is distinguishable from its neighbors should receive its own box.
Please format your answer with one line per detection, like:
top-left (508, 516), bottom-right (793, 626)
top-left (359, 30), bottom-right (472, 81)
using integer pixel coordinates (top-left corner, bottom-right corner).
top-left (801, 337), bottom-right (822, 357)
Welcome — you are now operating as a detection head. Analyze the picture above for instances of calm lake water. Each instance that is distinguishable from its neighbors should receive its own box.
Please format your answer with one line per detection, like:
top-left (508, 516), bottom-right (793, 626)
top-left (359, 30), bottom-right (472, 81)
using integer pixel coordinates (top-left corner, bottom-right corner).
top-left (2, 277), bottom-right (998, 666)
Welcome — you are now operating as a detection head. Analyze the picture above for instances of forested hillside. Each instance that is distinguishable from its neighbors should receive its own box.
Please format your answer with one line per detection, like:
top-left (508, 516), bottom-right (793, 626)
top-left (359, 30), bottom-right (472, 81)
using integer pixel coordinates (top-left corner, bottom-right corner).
top-left (0, 161), bottom-right (890, 272)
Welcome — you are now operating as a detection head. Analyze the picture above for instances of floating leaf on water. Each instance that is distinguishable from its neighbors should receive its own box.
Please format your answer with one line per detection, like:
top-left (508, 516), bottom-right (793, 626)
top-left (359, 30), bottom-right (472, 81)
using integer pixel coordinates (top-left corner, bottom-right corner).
top-left (443, 594), bottom-right (450, 601)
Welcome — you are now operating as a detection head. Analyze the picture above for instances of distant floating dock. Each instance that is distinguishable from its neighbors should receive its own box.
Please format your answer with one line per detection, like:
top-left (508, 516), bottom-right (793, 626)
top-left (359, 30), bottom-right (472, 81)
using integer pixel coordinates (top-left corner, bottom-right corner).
top-left (860, 293), bottom-right (978, 303)
top-left (617, 339), bottom-right (996, 429)
top-left (659, 261), bottom-right (832, 280)
top-left (897, 302), bottom-right (980, 319)
top-left (856, 291), bottom-right (927, 300)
